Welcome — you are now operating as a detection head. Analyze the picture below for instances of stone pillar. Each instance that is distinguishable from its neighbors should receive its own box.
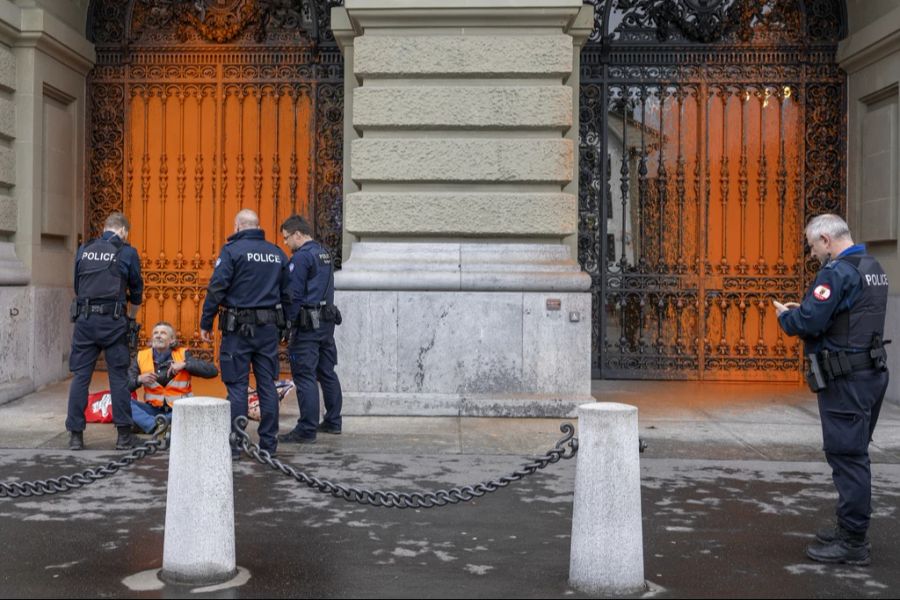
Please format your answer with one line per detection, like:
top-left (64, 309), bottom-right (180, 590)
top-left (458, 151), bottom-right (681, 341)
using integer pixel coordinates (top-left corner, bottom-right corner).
top-left (840, 2), bottom-right (900, 404)
top-left (569, 403), bottom-right (645, 596)
top-left (331, 0), bottom-right (594, 417)
top-left (161, 397), bottom-right (236, 586)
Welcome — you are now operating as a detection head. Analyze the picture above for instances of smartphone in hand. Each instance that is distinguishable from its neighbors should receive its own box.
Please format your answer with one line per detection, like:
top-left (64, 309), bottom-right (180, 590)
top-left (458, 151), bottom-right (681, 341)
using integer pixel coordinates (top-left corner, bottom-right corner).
top-left (773, 300), bottom-right (800, 315)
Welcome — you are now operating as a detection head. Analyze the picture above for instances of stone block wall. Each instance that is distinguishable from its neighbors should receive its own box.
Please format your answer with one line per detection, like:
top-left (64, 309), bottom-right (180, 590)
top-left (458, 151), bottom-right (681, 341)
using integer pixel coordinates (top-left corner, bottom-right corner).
top-left (345, 27), bottom-right (578, 240)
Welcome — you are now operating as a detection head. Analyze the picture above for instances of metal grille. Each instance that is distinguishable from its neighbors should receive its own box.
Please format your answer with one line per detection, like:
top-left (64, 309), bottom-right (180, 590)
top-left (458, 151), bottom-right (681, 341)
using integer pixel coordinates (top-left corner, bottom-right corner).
top-left (86, 0), bottom-right (344, 366)
top-left (579, 0), bottom-right (846, 380)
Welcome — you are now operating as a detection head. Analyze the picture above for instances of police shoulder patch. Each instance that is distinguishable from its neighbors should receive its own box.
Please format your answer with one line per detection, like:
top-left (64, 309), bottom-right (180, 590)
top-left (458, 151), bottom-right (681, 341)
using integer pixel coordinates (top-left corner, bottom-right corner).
top-left (215, 257), bottom-right (221, 268)
top-left (813, 284), bottom-right (831, 301)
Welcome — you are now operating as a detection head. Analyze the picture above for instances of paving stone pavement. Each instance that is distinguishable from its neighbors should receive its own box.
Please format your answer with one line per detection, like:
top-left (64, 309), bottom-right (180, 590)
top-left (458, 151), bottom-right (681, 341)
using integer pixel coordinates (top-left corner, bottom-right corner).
top-left (0, 377), bottom-right (898, 598)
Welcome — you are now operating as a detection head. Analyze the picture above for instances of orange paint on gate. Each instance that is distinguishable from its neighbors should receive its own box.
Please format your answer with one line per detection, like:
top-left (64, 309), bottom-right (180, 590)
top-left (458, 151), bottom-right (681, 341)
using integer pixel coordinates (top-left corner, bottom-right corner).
top-left (605, 84), bottom-right (806, 381)
top-left (124, 76), bottom-right (314, 359)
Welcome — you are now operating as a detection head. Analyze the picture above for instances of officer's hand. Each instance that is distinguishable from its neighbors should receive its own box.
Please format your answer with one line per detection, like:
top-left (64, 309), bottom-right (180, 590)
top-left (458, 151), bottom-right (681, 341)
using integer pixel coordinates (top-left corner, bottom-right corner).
top-left (773, 300), bottom-right (797, 316)
top-left (168, 361), bottom-right (186, 376)
top-left (138, 372), bottom-right (158, 385)
top-left (200, 329), bottom-right (212, 343)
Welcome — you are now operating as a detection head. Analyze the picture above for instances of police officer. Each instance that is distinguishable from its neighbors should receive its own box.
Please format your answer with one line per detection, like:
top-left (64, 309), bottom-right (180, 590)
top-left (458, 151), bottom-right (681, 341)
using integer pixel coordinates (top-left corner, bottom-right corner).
top-left (278, 214), bottom-right (342, 444)
top-left (66, 212), bottom-right (143, 451)
top-left (776, 213), bottom-right (889, 566)
top-left (200, 209), bottom-right (291, 458)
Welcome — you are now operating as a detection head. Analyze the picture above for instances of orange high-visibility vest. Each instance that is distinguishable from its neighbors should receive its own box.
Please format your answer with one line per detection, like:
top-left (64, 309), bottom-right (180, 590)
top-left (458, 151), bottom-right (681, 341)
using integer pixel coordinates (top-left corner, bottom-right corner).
top-left (137, 347), bottom-right (192, 407)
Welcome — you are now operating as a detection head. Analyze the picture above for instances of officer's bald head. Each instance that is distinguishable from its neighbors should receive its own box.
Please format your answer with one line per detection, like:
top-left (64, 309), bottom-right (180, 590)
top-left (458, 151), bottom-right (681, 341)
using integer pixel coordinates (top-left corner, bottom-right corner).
top-left (234, 209), bottom-right (260, 232)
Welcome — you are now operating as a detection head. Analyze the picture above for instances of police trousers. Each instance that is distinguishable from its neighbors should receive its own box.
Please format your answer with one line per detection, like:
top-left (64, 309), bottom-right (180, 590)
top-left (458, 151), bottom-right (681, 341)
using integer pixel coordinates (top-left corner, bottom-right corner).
top-left (66, 313), bottom-right (132, 431)
top-left (220, 323), bottom-right (280, 453)
top-left (288, 324), bottom-right (342, 438)
top-left (817, 367), bottom-right (888, 534)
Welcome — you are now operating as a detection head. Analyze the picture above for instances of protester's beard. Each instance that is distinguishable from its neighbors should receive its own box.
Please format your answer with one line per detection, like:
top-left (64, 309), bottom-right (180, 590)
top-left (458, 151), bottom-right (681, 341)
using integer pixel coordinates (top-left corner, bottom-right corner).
top-left (150, 339), bottom-right (170, 351)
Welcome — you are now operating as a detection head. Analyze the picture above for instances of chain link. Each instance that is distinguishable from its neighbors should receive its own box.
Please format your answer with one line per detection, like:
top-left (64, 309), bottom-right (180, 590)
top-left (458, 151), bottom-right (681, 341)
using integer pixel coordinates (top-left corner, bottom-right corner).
top-left (232, 416), bottom-right (579, 509)
top-left (0, 417), bottom-right (171, 499)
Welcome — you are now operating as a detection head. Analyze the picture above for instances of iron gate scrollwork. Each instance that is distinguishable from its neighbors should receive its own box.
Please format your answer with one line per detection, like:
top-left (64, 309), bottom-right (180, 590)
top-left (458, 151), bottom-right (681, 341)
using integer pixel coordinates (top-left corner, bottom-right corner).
top-left (579, 0), bottom-right (846, 380)
top-left (86, 0), bottom-right (345, 365)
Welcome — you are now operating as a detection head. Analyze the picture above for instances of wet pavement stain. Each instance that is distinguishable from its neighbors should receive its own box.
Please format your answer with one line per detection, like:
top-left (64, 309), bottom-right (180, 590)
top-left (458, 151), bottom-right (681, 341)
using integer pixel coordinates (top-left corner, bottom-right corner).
top-left (0, 451), bottom-right (899, 598)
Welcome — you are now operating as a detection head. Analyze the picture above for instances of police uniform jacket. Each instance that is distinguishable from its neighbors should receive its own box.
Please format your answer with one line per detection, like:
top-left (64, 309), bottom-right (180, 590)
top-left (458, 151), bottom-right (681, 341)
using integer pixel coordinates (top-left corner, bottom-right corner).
top-left (287, 239), bottom-right (334, 319)
top-left (73, 231), bottom-right (143, 306)
top-left (778, 244), bottom-right (888, 354)
top-left (200, 228), bottom-right (291, 331)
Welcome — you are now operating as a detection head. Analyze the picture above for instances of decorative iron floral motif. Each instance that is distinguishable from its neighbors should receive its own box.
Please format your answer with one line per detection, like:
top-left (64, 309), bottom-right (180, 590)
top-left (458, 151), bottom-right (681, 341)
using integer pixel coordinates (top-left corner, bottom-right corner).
top-left (613, 0), bottom-right (803, 43)
top-left (128, 0), bottom-right (323, 44)
top-left (805, 0), bottom-right (845, 41)
top-left (584, 0), bottom-right (831, 43)
top-left (87, 80), bottom-right (127, 241)
top-left (315, 82), bottom-right (344, 267)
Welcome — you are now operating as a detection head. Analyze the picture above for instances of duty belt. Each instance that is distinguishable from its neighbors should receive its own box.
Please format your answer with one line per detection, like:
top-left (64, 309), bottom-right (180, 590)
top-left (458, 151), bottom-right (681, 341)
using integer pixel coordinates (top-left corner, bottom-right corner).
top-left (295, 303), bottom-right (341, 332)
top-left (71, 300), bottom-right (124, 320)
top-left (818, 350), bottom-right (880, 379)
top-left (805, 336), bottom-right (889, 393)
top-left (219, 305), bottom-right (285, 336)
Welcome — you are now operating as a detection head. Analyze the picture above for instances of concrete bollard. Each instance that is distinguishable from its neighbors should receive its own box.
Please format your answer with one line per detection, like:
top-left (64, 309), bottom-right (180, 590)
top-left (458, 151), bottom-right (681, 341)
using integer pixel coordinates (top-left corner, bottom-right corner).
top-left (160, 397), bottom-right (236, 586)
top-left (569, 402), bottom-right (645, 596)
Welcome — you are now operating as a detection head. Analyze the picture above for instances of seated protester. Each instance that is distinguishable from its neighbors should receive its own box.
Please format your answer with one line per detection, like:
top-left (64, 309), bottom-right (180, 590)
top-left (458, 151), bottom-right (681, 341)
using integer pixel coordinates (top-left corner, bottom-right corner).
top-left (128, 322), bottom-right (218, 433)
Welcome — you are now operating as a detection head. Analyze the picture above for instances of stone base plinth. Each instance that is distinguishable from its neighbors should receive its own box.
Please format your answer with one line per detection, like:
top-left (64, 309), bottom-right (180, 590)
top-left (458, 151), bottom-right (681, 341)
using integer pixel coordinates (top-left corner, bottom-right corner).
top-left (341, 392), bottom-right (591, 418)
top-left (334, 251), bottom-right (591, 416)
top-left (0, 283), bottom-right (73, 404)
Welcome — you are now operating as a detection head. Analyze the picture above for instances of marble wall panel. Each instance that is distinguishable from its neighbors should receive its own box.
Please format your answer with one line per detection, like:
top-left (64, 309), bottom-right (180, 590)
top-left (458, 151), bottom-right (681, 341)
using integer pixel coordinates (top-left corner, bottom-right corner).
top-left (31, 286), bottom-right (72, 388)
top-left (522, 292), bottom-right (591, 395)
top-left (334, 290), bottom-right (399, 393)
top-left (397, 292), bottom-right (524, 395)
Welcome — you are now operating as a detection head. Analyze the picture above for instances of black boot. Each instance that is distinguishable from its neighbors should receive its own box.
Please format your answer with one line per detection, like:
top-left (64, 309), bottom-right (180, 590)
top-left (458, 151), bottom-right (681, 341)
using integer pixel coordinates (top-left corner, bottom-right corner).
top-left (816, 523), bottom-right (871, 545)
top-left (68, 431), bottom-right (84, 451)
top-left (806, 527), bottom-right (871, 566)
top-left (115, 426), bottom-right (136, 450)
top-left (815, 523), bottom-right (839, 544)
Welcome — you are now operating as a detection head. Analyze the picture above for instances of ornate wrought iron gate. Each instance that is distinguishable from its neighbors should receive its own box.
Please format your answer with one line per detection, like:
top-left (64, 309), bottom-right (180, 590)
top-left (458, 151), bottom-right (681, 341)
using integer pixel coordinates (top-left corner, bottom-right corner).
top-left (579, 0), bottom-right (846, 380)
top-left (86, 0), bottom-right (343, 361)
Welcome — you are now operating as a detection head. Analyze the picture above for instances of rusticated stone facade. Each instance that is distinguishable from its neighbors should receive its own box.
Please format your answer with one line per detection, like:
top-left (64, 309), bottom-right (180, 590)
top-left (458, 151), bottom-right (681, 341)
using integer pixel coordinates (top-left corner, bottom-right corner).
top-left (331, 0), bottom-right (595, 416)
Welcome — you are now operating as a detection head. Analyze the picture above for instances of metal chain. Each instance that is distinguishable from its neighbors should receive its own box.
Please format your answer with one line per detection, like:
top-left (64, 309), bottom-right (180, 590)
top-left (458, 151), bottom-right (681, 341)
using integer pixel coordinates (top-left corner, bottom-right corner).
top-left (0, 417), bottom-right (171, 499)
top-left (232, 416), bottom-right (579, 509)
